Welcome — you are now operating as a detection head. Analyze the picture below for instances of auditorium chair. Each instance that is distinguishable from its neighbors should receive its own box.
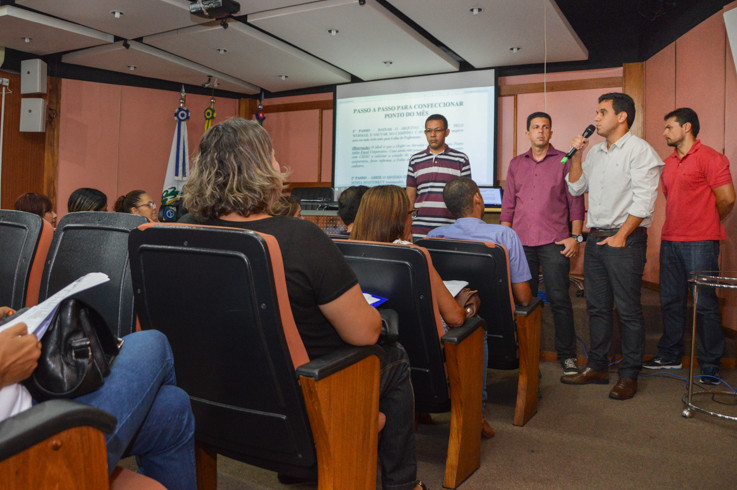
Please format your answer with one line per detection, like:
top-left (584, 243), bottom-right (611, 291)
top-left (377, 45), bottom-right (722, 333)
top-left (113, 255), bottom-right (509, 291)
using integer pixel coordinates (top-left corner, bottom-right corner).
top-left (0, 210), bottom-right (53, 310)
top-left (38, 212), bottom-right (147, 337)
top-left (0, 400), bottom-right (163, 489)
top-left (334, 239), bottom-right (485, 488)
top-left (128, 223), bottom-right (382, 489)
top-left (415, 238), bottom-right (542, 426)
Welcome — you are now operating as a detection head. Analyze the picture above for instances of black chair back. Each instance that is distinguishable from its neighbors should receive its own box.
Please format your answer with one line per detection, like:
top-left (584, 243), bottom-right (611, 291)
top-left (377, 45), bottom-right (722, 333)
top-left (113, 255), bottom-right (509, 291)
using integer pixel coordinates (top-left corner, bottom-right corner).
top-left (415, 238), bottom-right (519, 370)
top-left (38, 212), bottom-right (147, 337)
top-left (334, 240), bottom-right (450, 412)
top-left (128, 224), bottom-right (318, 477)
top-left (0, 210), bottom-right (50, 310)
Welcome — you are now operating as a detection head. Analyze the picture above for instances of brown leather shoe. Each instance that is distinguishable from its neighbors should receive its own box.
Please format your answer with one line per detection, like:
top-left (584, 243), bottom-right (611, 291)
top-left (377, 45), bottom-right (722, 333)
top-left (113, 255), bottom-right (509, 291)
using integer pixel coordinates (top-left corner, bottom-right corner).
top-left (560, 367), bottom-right (609, 385)
top-left (609, 377), bottom-right (637, 400)
top-left (481, 416), bottom-right (495, 439)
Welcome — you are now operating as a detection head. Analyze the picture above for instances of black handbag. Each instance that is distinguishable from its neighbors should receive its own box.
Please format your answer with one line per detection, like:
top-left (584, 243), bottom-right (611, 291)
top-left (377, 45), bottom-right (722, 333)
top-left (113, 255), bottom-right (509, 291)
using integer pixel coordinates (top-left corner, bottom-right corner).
top-left (23, 298), bottom-right (122, 401)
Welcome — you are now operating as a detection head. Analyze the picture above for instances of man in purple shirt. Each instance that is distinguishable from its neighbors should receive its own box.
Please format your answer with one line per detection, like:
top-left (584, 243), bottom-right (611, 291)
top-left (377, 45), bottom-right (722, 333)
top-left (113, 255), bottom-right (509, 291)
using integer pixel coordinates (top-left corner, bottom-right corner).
top-left (500, 112), bottom-right (585, 376)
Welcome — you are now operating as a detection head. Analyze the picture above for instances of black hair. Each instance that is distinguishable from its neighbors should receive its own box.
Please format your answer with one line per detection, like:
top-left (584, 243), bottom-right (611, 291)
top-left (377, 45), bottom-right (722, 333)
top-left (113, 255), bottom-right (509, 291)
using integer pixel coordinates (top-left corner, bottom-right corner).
top-left (68, 187), bottom-right (107, 212)
top-left (526, 112), bottom-right (552, 130)
top-left (442, 177), bottom-right (479, 218)
top-left (598, 92), bottom-right (635, 129)
top-left (338, 185), bottom-right (369, 226)
top-left (114, 190), bottom-right (147, 213)
top-left (664, 107), bottom-right (700, 137)
top-left (425, 114), bottom-right (448, 130)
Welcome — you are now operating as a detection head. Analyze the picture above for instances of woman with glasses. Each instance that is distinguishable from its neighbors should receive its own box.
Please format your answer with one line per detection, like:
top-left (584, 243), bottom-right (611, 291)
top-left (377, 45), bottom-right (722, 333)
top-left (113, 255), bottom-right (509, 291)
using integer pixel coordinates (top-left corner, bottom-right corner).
top-left (351, 185), bottom-right (465, 328)
top-left (351, 185), bottom-right (494, 438)
top-left (114, 190), bottom-right (158, 222)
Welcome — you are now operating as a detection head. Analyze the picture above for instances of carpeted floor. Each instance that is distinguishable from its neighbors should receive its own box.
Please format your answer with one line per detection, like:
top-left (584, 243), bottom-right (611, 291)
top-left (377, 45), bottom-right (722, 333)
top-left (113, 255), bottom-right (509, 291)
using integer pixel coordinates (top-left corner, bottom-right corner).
top-left (192, 361), bottom-right (737, 489)
top-left (122, 285), bottom-right (737, 488)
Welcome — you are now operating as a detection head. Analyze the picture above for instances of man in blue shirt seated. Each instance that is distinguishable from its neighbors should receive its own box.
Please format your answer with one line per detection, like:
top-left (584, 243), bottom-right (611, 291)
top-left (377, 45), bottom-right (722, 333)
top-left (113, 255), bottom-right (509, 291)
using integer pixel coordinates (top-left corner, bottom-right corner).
top-left (427, 177), bottom-right (533, 306)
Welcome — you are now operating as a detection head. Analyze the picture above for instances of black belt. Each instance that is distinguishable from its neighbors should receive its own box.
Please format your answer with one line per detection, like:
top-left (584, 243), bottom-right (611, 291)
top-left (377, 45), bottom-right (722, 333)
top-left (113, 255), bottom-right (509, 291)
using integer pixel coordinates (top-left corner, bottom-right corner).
top-left (589, 227), bottom-right (646, 238)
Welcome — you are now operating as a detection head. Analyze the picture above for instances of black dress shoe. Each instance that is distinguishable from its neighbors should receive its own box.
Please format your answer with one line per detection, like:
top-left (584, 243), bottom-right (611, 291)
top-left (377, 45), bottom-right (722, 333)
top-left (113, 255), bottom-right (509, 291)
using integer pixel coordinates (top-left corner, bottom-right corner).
top-left (560, 367), bottom-right (609, 385)
top-left (609, 377), bottom-right (637, 400)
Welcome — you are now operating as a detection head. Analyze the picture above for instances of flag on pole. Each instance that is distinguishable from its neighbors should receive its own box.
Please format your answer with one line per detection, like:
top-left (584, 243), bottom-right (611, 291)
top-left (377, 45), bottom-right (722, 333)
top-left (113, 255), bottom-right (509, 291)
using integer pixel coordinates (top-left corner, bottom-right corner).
top-left (161, 102), bottom-right (190, 222)
top-left (204, 97), bottom-right (216, 131)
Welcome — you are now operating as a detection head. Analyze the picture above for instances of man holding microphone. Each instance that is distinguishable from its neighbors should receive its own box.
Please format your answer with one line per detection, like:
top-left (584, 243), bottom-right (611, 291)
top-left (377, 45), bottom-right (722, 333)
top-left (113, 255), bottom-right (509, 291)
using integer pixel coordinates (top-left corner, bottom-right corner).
top-left (562, 93), bottom-right (663, 400)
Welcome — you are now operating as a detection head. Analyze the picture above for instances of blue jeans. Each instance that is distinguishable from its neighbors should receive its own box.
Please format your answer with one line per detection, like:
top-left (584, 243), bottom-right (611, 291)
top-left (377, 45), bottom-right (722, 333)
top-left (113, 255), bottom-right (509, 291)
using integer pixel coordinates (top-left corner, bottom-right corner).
top-left (584, 230), bottom-right (647, 379)
top-left (525, 243), bottom-right (577, 360)
top-left (659, 240), bottom-right (723, 368)
top-left (75, 330), bottom-right (196, 490)
top-left (377, 343), bottom-right (417, 490)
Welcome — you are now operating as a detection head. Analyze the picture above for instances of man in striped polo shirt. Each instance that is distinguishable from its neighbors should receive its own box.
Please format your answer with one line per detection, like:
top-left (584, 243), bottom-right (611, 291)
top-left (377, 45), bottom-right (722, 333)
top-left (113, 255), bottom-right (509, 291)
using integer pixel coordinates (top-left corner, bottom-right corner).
top-left (406, 114), bottom-right (471, 237)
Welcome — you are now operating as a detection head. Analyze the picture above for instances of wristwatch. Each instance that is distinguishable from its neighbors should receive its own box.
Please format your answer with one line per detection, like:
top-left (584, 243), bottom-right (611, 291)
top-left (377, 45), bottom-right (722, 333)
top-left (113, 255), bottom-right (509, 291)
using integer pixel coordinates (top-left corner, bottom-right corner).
top-left (571, 234), bottom-right (584, 243)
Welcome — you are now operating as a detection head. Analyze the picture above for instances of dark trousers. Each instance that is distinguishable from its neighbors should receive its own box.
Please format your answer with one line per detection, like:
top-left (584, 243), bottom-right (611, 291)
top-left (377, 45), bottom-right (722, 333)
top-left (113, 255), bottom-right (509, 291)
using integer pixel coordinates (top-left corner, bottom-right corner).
top-left (525, 243), bottom-right (577, 360)
top-left (584, 230), bottom-right (647, 379)
top-left (659, 240), bottom-right (723, 368)
top-left (378, 343), bottom-right (417, 490)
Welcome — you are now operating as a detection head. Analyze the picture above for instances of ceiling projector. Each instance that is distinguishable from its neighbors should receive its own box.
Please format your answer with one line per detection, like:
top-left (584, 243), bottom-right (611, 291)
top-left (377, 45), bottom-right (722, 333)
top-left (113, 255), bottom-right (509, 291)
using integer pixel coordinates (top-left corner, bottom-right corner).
top-left (189, 0), bottom-right (240, 19)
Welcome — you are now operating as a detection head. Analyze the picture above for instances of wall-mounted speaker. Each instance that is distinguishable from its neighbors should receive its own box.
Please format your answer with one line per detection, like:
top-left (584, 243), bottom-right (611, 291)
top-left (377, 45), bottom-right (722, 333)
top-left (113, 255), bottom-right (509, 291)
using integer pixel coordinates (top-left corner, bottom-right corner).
top-left (20, 98), bottom-right (46, 132)
top-left (20, 59), bottom-right (47, 94)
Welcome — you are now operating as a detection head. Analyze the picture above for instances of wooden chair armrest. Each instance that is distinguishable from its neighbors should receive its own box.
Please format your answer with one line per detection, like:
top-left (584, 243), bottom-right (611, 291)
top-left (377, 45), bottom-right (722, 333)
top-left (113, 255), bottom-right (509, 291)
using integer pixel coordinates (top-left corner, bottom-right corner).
top-left (515, 297), bottom-right (542, 317)
top-left (0, 399), bottom-right (116, 461)
top-left (296, 345), bottom-right (382, 380)
top-left (441, 316), bottom-right (486, 345)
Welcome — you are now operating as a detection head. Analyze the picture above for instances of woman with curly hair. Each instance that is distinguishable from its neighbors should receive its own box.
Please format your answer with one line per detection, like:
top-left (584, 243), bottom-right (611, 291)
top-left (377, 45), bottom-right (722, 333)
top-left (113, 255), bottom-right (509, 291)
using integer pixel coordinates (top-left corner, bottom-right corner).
top-left (181, 118), bottom-right (423, 490)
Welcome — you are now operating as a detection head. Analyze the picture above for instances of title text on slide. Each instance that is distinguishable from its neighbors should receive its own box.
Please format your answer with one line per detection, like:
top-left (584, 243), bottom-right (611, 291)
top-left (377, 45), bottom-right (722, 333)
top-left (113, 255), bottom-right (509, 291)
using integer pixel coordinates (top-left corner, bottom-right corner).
top-left (353, 101), bottom-right (464, 119)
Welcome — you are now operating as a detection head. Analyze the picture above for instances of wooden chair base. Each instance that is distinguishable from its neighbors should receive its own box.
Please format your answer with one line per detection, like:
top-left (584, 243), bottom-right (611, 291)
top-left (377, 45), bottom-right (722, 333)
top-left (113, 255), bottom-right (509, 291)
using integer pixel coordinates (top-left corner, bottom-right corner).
top-left (514, 306), bottom-right (542, 426)
top-left (443, 326), bottom-right (484, 488)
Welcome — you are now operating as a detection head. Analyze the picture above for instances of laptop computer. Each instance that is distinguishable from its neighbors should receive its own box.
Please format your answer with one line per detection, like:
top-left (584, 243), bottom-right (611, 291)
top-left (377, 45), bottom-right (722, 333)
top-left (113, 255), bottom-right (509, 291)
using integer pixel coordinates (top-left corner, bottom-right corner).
top-left (478, 186), bottom-right (503, 212)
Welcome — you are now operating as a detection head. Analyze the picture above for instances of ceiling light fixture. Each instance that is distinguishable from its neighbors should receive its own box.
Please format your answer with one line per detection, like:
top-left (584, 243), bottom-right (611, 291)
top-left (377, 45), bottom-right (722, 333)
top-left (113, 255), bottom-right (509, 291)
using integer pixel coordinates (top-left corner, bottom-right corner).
top-left (278, 75), bottom-right (288, 80)
top-left (22, 37), bottom-right (31, 43)
top-left (383, 60), bottom-right (393, 65)
top-left (327, 29), bottom-right (339, 36)
top-left (509, 47), bottom-right (521, 53)
top-left (111, 10), bottom-right (124, 19)
top-left (128, 65), bottom-right (136, 71)
top-left (470, 7), bottom-right (483, 15)
top-left (217, 48), bottom-right (227, 54)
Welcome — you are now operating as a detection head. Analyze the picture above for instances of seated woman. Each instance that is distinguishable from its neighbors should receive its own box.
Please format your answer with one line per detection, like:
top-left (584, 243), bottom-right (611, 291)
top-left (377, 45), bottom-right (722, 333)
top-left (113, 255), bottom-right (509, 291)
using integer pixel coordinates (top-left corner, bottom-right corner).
top-left (337, 185), bottom-right (369, 235)
top-left (0, 306), bottom-right (196, 489)
top-left (68, 187), bottom-right (108, 212)
top-left (180, 118), bottom-right (423, 490)
top-left (14, 192), bottom-right (57, 227)
top-left (114, 190), bottom-right (158, 222)
top-left (351, 185), bottom-right (494, 438)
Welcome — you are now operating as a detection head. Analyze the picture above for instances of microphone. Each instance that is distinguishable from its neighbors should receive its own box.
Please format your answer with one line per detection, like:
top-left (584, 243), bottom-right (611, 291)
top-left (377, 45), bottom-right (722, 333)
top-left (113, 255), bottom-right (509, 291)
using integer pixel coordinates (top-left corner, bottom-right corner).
top-left (561, 124), bottom-right (596, 164)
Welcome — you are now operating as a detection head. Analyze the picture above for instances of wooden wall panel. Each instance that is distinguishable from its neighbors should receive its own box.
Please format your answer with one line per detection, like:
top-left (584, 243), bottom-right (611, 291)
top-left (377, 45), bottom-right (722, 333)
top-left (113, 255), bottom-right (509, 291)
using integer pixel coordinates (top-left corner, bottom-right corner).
top-left (0, 72), bottom-right (46, 210)
top-left (721, 1), bottom-right (737, 330)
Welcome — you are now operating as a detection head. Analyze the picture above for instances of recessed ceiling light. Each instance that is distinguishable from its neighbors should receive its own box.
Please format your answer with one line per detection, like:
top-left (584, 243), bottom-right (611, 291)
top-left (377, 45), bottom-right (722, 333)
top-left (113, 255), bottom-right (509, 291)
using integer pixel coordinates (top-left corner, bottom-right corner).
top-left (22, 37), bottom-right (31, 43)
top-left (327, 29), bottom-right (339, 36)
top-left (383, 60), bottom-right (393, 65)
top-left (128, 65), bottom-right (136, 71)
top-left (278, 75), bottom-right (288, 80)
top-left (111, 10), bottom-right (124, 19)
top-left (217, 48), bottom-right (227, 54)
top-left (509, 47), bottom-right (521, 53)
top-left (470, 7), bottom-right (483, 15)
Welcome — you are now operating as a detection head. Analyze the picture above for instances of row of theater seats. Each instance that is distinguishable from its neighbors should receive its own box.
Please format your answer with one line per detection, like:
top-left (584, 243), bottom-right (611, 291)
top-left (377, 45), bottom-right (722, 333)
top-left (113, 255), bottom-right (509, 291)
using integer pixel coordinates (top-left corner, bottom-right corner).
top-left (0, 210), bottom-right (542, 489)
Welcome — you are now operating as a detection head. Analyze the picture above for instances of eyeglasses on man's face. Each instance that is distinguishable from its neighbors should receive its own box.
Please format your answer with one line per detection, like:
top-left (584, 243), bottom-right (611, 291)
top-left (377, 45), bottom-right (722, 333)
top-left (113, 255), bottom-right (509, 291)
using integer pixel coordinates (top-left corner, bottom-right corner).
top-left (136, 201), bottom-right (157, 209)
top-left (424, 128), bottom-right (446, 134)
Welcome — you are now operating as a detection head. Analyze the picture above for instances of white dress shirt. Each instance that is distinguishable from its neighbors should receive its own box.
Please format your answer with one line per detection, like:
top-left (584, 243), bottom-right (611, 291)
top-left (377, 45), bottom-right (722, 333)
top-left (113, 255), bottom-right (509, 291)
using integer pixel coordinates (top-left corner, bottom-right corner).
top-left (566, 132), bottom-right (664, 229)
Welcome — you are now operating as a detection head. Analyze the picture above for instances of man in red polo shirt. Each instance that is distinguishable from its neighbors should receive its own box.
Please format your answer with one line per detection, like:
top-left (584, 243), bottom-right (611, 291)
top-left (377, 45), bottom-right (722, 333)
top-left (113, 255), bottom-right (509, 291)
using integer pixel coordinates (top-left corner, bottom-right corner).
top-left (643, 108), bottom-right (735, 384)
